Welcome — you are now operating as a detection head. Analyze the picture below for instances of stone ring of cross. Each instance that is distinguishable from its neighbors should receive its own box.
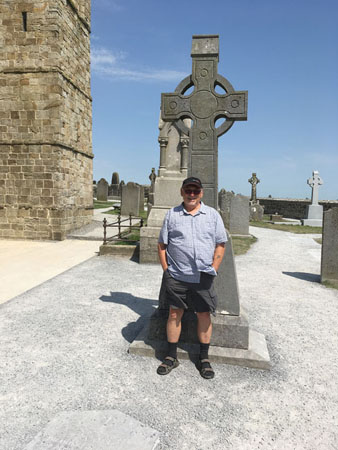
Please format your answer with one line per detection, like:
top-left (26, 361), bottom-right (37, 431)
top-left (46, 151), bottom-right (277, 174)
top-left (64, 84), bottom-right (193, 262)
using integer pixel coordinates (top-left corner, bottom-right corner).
top-left (171, 74), bottom-right (236, 138)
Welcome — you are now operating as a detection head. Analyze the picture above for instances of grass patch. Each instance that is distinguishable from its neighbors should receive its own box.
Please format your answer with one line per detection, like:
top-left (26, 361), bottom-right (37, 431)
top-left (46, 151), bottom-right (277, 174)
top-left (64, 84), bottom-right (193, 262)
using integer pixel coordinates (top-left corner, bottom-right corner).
top-left (232, 235), bottom-right (257, 256)
top-left (250, 221), bottom-right (322, 234)
top-left (94, 200), bottom-right (116, 209)
top-left (322, 280), bottom-right (338, 290)
top-left (105, 209), bottom-right (119, 215)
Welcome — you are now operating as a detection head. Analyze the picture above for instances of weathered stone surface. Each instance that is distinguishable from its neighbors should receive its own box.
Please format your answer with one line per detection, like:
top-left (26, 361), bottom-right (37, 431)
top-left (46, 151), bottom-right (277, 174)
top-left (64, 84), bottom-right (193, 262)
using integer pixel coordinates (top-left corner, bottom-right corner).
top-left (219, 190), bottom-right (250, 235)
top-left (161, 35), bottom-right (247, 209)
top-left (321, 208), bottom-right (338, 284)
top-left (24, 410), bottom-right (160, 450)
top-left (121, 182), bottom-right (141, 216)
top-left (96, 178), bottom-right (108, 201)
top-left (0, 0), bottom-right (93, 240)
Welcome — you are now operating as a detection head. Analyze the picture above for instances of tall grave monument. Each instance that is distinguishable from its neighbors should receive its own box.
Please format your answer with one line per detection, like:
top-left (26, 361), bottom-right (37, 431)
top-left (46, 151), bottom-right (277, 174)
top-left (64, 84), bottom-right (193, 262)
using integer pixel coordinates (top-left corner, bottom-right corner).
top-left (139, 114), bottom-right (191, 263)
top-left (0, 0), bottom-right (93, 240)
top-left (302, 170), bottom-right (323, 226)
top-left (248, 172), bottom-right (264, 221)
top-left (132, 35), bottom-right (270, 369)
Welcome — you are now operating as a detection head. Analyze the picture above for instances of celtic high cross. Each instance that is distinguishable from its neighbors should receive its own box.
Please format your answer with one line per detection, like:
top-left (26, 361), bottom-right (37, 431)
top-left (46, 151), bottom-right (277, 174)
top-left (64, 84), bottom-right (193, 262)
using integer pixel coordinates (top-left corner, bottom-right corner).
top-left (161, 35), bottom-right (248, 208)
top-left (307, 170), bottom-right (323, 205)
top-left (248, 172), bottom-right (260, 203)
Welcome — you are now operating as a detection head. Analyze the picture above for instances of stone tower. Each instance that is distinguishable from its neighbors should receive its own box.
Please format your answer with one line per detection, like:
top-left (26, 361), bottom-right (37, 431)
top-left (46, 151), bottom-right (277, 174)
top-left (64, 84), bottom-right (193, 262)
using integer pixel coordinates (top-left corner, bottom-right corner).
top-left (0, 0), bottom-right (93, 240)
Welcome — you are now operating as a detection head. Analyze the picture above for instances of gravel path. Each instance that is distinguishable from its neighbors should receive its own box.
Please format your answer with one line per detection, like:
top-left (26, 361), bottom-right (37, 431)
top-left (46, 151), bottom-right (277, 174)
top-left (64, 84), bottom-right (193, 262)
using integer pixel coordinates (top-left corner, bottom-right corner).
top-left (0, 227), bottom-right (337, 450)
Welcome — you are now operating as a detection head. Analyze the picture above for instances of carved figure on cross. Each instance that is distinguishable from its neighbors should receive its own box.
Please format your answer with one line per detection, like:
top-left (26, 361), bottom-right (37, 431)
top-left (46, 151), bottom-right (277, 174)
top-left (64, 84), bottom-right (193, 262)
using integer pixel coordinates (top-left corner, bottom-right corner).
top-left (307, 170), bottom-right (323, 205)
top-left (248, 172), bottom-right (260, 203)
top-left (161, 35), bottom-right (247, 209)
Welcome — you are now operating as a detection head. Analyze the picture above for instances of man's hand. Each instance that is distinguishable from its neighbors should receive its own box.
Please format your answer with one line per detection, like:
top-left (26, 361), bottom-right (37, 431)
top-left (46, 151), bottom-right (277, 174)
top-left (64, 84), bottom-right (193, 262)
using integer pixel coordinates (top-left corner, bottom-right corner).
top-left (158, 242), bottom-right (168, 271)
top-left (212, 243), bottom-right (225, 273)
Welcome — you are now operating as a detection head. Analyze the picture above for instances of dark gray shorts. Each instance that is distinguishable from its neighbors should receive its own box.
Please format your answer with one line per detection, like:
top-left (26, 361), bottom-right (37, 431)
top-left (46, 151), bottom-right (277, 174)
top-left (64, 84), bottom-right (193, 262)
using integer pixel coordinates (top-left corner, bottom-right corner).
top-left (163, 270), bottom-right (217, 313)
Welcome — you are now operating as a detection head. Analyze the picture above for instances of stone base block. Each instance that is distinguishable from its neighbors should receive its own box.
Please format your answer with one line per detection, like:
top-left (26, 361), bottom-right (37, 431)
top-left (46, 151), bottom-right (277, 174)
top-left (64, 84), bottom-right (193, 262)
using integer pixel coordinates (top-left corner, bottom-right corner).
top-left (139, 226), bottom-right (161, 263)
top-left (99, 243), bottom-right (139, 259)
top-left (148, 309), bottom-right (249, 349)
top-left (302, 219), bottom-right (323, 227)
top-left (306, 204), bottom-right (323, 220)
top-left (129, 321), bottom-right (270, 370)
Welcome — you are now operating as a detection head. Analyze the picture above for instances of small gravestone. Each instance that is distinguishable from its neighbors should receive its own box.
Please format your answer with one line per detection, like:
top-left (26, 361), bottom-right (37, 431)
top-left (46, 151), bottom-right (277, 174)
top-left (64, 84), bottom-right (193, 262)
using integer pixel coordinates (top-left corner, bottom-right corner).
top-left (93, 180), bottom-right (97, 198)
top-left (24, 410), bottom-right (160, 450)
top-left (321, 208), bottom-right (338, 287)
top-left (219, 189), bottom-right (250, 235)
top-left (118, 180), bottom-right (125, 196)
top-left (96, 178), bottom-right (109, 201)
top-left (302, 170), bottom-right (323, 226)
top-left (121, 182), bottom-right (141, 216)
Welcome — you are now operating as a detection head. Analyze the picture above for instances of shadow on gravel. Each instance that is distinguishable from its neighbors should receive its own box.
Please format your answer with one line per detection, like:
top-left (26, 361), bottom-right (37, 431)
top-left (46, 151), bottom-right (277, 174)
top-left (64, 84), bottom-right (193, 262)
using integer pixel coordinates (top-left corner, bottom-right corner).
top-left (282, 271), bottom-right (320, 283)
top-left (99, 292), bottom-right (157, 343)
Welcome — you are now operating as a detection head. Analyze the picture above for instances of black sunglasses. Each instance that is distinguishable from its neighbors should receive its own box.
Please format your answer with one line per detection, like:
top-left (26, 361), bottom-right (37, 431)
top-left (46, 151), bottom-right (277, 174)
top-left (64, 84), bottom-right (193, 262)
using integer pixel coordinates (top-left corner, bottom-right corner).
top-left (183, 188), bottom-right (201, 195)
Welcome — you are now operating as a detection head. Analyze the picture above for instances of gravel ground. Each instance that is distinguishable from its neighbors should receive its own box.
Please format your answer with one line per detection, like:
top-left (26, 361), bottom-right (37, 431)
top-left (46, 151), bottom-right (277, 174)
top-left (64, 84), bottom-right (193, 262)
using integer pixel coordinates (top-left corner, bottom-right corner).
top-left (0, 227), bottom-right (337, 450)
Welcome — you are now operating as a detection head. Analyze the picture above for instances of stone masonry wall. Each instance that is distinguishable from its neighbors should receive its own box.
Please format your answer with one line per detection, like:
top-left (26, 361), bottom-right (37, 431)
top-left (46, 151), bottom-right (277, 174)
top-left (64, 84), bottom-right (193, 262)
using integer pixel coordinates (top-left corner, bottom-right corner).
top-left (258, 198), bottom-right (338, 220)
top-left (0, 0), bottom-right (93, 240)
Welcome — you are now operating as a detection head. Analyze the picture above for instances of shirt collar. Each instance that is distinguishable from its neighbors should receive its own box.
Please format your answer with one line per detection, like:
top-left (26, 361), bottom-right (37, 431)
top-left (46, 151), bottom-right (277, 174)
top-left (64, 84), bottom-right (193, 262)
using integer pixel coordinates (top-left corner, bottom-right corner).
top-left (180, 201), bottom-right (207, 215)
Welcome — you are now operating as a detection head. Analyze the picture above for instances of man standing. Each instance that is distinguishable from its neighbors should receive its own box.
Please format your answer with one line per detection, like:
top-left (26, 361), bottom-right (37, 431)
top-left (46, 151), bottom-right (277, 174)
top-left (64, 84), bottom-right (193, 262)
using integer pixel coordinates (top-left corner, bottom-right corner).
top-left (157, 177), bottom-right (227, 379)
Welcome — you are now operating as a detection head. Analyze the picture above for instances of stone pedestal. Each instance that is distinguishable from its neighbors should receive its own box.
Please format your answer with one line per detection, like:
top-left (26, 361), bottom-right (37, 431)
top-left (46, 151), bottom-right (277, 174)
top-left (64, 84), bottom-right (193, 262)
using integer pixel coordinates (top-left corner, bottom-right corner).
top-left (139, 118), bottom-right (190, 263)
top-left (302, 204), bottom-right (323, 226)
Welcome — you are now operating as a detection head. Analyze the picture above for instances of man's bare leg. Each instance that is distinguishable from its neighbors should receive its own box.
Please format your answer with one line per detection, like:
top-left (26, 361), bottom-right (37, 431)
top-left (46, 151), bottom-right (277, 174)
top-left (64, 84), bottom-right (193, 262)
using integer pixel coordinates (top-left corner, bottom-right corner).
top-left (196, 311), bottom-right (214, 379)
top-left (167, 307), bottom-right (184, 342)
top-left (196, 311), bottom-right (212, 343)
top-left (157, 307), bottom-right (184, 375)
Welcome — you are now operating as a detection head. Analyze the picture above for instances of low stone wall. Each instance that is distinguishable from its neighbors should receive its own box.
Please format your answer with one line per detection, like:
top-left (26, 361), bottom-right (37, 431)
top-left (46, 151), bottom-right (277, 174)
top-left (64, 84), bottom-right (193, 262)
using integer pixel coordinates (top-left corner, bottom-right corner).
top-left (258, 198), bottom-right (338, 220)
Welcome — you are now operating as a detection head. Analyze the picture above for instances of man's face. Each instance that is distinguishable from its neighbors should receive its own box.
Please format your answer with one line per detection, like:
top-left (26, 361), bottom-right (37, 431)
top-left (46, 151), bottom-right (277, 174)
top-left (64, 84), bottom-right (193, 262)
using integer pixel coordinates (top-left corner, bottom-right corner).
top-left (181, 184), bottom-right (203, 209)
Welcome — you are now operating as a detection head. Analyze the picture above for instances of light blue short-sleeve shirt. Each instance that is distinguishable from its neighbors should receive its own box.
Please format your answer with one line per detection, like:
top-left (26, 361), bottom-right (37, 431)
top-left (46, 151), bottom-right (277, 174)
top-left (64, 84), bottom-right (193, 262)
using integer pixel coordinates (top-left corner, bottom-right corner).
top-left (158, 202), bottom-right (227, 283)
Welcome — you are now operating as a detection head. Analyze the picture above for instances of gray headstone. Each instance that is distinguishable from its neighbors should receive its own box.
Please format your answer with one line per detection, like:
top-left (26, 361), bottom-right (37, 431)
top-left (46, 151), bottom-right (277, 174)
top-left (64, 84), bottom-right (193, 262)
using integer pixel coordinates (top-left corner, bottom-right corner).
top-left (250, 202), bottom-right (264, 221)
top-left (96, 178), bottom-right (108, 201)
top-left (24, 410), bottom-right (160, 450)
top-left (321, 208), bottom-right (338, 285)
top-left (219, 190), bottom-right (250, 235)
top-left (139, 184), bottom-right (145, 213)
top-left (121, 182), bottom-right (141, 216)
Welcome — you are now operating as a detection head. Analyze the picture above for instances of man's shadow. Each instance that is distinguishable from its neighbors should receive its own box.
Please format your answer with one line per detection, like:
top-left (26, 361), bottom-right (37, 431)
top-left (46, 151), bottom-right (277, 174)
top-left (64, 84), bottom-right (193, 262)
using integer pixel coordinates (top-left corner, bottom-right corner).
top-left (99, 292), bottom-right (158, 343)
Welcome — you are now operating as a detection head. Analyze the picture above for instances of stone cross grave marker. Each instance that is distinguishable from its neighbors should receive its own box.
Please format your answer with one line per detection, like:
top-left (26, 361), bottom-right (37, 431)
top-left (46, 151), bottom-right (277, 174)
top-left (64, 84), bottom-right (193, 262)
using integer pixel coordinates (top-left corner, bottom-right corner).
top-left (307, 170), bottom-right (323, 205)
top-left (161, 35), bottom-right (247, 209)
top-left (248, 172), bottom-right (260, 203)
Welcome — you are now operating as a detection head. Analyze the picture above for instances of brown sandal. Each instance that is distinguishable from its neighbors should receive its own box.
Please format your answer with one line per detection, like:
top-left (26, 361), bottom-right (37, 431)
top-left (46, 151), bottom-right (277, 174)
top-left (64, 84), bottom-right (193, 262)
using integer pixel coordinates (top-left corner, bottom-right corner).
top-left (197, 358), bottom-right (215, 379)
top-left (157, 356), bottom-right (179, 375)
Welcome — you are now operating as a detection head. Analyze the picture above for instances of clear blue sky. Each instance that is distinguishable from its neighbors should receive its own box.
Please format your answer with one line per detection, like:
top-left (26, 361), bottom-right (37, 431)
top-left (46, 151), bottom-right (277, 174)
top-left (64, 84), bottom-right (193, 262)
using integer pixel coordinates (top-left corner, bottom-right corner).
top-left (91, 0), bottom-right (338, 200)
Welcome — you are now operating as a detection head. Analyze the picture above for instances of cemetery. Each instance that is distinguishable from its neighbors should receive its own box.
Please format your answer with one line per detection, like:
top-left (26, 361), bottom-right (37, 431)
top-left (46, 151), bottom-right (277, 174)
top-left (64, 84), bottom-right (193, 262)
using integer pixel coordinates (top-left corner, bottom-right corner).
top-left (0, 2), bottom-right (337, 449)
